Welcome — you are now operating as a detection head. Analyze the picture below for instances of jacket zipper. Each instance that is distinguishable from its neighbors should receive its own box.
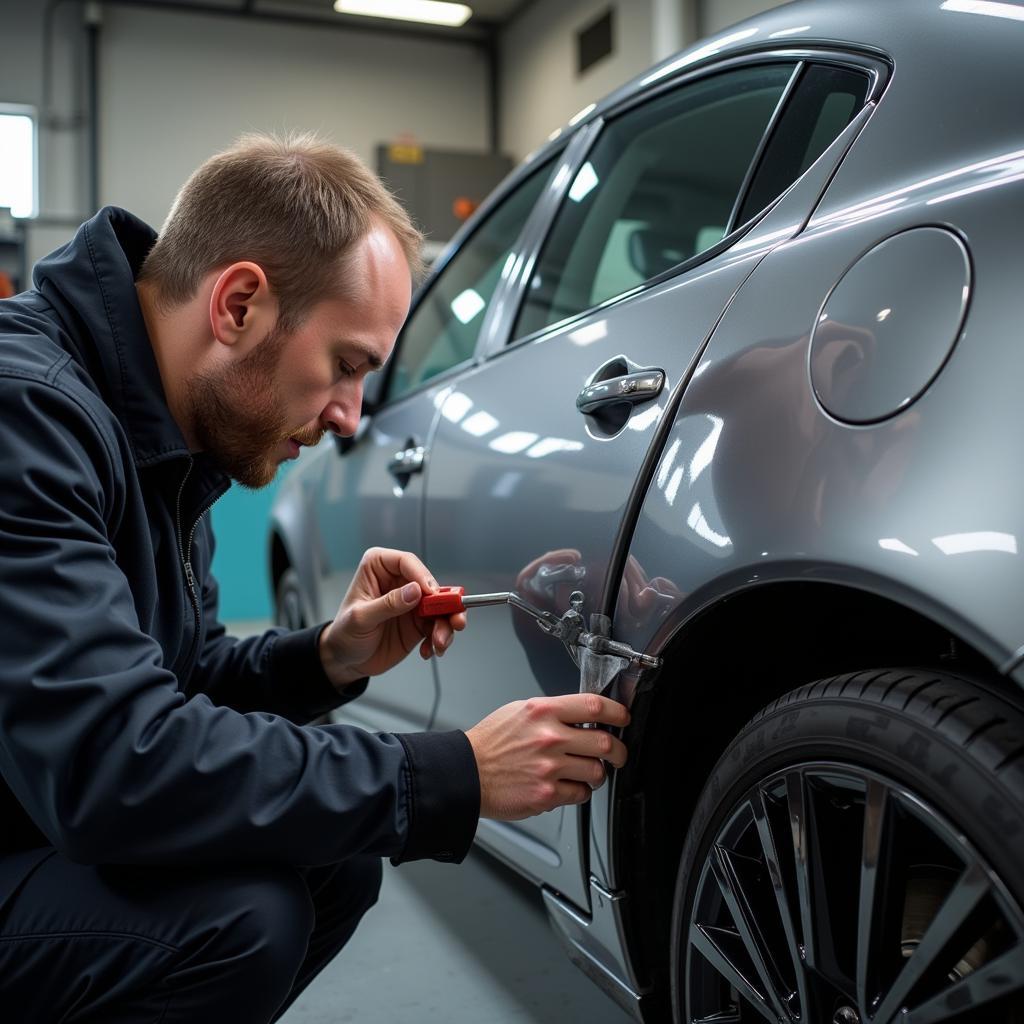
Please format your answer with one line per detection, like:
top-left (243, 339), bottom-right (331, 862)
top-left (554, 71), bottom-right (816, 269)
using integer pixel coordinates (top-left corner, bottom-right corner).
top-left (174, 458), bottom-right (223, 682)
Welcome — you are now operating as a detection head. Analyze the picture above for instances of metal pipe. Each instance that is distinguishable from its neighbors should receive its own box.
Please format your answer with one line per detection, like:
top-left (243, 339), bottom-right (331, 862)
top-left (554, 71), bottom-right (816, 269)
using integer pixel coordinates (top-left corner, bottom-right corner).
top-left (84, 3), bottom-right (101, 215)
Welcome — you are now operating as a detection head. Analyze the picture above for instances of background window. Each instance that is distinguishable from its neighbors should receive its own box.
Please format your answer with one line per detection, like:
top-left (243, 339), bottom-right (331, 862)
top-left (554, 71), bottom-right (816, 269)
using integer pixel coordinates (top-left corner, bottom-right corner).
top-left (386, 159), bottom-right (553, 401)
top-left (513, 64), bottom-right (795, 340)
top-left (0, 109), bottom-right (37, 218)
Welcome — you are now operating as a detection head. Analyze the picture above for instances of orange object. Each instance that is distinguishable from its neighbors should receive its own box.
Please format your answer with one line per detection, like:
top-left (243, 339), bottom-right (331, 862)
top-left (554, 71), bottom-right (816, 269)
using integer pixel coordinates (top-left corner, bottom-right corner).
top-left (452, 196), bottom-right (479, 221)
top-left (0, 271), bottom-right (15, 299)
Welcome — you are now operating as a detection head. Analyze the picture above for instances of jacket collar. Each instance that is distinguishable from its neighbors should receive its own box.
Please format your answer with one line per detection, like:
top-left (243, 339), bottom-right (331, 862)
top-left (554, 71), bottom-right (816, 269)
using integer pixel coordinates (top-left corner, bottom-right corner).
top-left (33, 206), bottom-right (197, 470)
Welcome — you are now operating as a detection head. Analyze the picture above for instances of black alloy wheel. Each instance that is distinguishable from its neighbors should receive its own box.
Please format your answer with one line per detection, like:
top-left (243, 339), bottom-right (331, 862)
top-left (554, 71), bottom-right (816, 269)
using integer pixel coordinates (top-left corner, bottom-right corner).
top-left (274, 567), bottom-right (307, 630)
top-left (670, 669), bottom-right (1024, 1023)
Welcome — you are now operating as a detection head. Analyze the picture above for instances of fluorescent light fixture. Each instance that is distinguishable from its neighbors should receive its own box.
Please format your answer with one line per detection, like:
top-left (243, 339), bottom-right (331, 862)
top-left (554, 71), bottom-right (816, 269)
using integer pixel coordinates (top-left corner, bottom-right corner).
top-left (489, 431), bottom-right (539, 454)
top-left (334, 0), bottom-right (472, 27)
top-left (932, 531), bottom-right (1018, 555)
top-left (941, 0), bottom-right (1024, 20)
top-left (569, 161), bottom-right (599, 203)
top-left (441, 391), bottom-right (472, 423)
top-left (461, 411), bottom-right (499, 437)
top-left (450, 288), bottom-right (485, 324)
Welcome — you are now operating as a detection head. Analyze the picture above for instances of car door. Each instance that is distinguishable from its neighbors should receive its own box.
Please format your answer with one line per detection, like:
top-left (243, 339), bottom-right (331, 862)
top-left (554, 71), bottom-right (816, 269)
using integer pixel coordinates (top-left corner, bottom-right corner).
top-left (310, 158), bottom-right (558, 734)
top-left (422, 57), bottom-right (877, 904)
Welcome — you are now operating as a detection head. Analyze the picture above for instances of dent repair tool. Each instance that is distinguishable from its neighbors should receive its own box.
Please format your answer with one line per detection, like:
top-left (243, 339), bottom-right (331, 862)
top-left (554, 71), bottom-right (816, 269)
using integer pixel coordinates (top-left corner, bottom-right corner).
top-left (417, 586), bottom-right (662, 683)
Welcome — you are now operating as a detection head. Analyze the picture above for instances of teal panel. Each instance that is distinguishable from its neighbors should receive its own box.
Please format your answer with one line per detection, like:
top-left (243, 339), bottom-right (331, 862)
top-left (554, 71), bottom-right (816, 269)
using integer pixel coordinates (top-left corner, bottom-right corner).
top-left (210, 465), bottom-right (293, 621)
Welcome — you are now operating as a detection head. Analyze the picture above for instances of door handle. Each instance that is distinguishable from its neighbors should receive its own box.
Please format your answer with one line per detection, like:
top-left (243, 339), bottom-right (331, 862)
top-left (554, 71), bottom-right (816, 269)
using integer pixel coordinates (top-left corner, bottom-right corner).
top-left (576, 369), bottom-right (665, 415)
top-left (388, 445), bottom-right (426, 478)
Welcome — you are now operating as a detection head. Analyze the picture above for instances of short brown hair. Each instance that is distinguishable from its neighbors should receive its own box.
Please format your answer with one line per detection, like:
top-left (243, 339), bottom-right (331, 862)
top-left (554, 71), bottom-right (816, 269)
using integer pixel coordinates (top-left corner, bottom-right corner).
top-left (139, 132), bottom-right (423, 329)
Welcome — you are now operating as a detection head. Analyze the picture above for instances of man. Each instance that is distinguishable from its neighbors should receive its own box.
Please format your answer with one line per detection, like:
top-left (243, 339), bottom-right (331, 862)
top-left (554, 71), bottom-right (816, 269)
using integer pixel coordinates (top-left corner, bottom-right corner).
top-left (0, 133), bottom-right (629, 1021)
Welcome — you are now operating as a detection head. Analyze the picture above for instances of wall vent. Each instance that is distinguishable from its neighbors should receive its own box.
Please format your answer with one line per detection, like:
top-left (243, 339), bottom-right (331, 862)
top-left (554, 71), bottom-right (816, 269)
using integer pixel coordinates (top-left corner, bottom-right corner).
top-left (577, 8), bottom-right (614, 75)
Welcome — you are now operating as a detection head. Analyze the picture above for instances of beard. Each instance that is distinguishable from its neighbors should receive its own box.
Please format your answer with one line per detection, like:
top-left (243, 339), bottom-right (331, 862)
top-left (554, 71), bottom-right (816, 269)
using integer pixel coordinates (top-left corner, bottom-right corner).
top-left (184, 323), bottom-right (321, 489)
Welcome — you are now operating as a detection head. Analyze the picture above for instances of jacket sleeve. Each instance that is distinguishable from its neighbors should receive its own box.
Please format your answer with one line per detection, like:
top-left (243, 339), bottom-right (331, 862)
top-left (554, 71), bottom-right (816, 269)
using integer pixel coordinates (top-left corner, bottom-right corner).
top-left (190, 549), bottom-right (368, 723)
top-left (0, 375), bottom-right (479, 867)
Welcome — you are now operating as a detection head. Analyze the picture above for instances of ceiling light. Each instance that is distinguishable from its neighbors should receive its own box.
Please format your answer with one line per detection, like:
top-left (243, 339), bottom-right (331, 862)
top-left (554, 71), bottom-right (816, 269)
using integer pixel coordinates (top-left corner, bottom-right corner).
top-left (334, 0), bottom-right (472, 27)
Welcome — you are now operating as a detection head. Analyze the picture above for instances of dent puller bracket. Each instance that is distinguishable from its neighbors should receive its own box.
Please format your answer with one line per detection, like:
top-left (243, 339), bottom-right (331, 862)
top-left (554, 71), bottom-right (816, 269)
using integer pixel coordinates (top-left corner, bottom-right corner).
top-left (419, 586), bottom-right (662, 695)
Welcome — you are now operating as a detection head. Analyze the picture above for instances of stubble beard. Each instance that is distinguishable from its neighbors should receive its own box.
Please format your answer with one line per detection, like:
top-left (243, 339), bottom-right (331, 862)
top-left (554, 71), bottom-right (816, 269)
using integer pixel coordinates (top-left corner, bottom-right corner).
top-left (186, 323), bottom-right (300, 490)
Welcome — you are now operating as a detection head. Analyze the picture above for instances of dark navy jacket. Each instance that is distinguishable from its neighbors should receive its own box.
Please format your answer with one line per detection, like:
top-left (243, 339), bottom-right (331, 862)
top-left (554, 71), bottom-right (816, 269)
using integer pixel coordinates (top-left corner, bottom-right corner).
top-left (0, 208), bottom-right (479, 906)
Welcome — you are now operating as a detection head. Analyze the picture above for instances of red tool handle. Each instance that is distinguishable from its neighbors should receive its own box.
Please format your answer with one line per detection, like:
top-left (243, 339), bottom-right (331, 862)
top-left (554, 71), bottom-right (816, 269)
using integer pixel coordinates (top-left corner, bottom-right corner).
top-left (417, 585), bottom-right (466, 617)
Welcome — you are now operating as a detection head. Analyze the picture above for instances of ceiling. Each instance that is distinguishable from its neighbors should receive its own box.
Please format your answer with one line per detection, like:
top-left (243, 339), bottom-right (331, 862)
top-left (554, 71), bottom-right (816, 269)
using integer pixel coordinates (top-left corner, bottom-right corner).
top-left (117, 0), bottom-right (534, 39)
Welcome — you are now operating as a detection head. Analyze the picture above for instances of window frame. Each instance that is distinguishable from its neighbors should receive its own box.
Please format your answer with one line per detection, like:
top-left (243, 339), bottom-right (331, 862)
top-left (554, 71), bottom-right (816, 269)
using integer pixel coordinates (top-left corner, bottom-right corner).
top-left (499, 48), bottom-right (889, 351)
top-left (0, 103), bottom-right (39, 219)
top-left (367, 141), bottom-right (579, 411)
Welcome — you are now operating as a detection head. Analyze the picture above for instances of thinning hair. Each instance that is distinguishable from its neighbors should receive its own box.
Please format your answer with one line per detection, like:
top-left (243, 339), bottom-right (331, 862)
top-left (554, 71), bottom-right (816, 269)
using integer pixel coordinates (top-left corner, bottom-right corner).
top-left (139, 131), bottom-right (423, 329)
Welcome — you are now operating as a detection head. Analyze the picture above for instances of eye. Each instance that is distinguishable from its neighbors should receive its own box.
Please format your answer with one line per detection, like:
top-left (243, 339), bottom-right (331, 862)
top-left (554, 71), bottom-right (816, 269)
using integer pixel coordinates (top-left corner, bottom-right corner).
top-left (337, 359), bottom-right (356, 378)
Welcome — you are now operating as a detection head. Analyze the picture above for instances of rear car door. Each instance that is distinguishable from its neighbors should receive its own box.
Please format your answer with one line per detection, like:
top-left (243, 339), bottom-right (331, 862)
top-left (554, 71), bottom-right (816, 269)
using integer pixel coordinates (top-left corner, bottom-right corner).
top-left (423, 57), bottom-right (876, 903)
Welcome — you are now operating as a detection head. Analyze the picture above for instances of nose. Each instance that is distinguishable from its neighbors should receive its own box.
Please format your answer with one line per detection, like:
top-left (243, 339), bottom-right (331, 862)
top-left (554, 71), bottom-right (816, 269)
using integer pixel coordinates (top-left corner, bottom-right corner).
top-left (321, 380), bottom-right (363, 437)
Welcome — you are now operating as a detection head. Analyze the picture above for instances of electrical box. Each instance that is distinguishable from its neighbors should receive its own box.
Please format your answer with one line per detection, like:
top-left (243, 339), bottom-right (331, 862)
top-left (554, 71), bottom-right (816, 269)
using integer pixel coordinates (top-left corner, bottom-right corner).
top-left (376, 144), bottom-right (513, 253)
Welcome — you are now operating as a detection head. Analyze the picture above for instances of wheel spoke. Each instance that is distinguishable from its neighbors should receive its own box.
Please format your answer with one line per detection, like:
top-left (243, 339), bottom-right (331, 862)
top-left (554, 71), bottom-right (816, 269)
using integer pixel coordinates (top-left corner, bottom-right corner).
top-left (856, 779), bottom-right (900, 1014)
top-left (711, 841), bottom-right (794, 1020)
top-left (785, 770), bottom-right (843, 986)
top-left (689, 922), bottom-right (780, 1023)
top-left (872, 861), bottom-right (990, 1024)
top-left (902, 944), bottom-right (1024, 1024)
top-left (752, 785), bottom-right (811, 1017)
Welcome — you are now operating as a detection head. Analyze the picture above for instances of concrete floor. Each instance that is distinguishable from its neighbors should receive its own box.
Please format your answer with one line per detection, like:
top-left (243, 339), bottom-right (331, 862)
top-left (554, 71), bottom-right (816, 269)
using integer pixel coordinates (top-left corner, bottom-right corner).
top-left (278, 848), bottom-right (635, 1023)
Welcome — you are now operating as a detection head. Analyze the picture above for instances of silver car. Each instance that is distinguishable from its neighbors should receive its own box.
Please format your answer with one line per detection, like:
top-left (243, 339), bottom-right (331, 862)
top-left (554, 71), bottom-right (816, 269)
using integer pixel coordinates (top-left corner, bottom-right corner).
top-left (269, 1), bottom-right (1024, 1020)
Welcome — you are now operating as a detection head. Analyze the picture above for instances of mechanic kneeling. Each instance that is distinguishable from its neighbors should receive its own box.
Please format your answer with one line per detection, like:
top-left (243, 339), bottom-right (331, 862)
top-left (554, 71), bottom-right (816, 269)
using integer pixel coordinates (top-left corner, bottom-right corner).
top-left (0, 133), bottom-right (629, 1022)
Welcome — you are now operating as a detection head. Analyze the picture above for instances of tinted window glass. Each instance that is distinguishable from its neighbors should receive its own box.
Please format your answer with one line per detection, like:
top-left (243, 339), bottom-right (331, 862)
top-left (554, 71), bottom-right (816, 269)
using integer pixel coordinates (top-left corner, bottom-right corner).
top-left (736, 63), bottom-right (869, 225)
top-left (513, 64), bottom-right (795, 340)
top-left (387, 161), bottom-right (553, 401)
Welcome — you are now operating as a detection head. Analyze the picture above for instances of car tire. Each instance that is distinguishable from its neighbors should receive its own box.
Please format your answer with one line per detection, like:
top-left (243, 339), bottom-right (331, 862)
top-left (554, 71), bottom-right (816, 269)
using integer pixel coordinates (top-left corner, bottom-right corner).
top-left (274, 567), bottom-right (307, 630)
top-left (669, 668), bottom-right (1024, 1024)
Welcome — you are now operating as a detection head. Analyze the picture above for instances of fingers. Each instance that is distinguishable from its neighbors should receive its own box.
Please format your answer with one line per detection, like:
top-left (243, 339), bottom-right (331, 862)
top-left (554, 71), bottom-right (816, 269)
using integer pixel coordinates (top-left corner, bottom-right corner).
top-left (364, 547), bottom-right (438, 594)
top-left (533, 692), bottom-right (631, 729)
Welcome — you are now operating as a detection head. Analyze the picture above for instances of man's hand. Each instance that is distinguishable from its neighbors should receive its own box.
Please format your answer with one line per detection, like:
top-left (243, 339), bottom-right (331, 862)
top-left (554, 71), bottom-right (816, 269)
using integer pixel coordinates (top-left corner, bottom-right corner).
top-left (318, 547), bottom-right (466, 689)
top-left (465, 694), bottom-right (629, 820)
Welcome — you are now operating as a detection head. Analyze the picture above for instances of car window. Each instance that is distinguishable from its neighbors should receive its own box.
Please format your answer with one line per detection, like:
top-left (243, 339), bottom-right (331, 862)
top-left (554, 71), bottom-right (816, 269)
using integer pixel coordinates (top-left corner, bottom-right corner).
top-left (735, 63), bottom-right (869, 226)
top-left (512, 64), bottom-right (796, 341)
top-left (386, 160), bottom-right (554, 402)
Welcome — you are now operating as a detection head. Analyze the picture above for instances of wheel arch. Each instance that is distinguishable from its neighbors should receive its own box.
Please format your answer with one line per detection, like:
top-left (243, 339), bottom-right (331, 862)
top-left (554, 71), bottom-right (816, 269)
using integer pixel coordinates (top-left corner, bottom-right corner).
top-left (612, 577), bottom-right (1022, 1000)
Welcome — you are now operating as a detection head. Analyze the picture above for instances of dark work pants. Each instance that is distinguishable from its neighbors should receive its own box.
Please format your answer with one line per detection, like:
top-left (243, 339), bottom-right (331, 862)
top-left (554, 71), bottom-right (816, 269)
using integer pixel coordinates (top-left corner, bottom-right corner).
top-left (0, 849), bottom-right (383, 1022)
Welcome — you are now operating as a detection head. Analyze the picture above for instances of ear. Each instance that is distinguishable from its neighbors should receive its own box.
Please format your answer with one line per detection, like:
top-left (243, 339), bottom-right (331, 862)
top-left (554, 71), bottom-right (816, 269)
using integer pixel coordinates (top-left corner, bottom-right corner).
top-left (208, 262), bottom-right (276, 350)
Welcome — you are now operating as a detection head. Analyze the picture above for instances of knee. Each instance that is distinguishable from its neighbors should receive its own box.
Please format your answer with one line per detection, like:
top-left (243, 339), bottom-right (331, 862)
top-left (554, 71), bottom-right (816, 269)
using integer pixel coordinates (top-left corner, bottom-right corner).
top-left (195, 864), bottom-right (314, 1002)
top-left (231, 864), bottom-right (315, 968)
top-left (313, 854), bottom-right (383, 930)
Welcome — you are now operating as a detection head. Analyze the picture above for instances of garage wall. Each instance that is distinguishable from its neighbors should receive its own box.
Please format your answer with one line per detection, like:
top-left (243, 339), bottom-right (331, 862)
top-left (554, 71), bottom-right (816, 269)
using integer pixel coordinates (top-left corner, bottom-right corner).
top-left (498, 0), bottom-right (656, 161)
top-left (699, 0), bottom-right (793, 35)
top-left (1, 2), bottom-right (492, 622)
top-left (98, 5), bottom-right (490, 231)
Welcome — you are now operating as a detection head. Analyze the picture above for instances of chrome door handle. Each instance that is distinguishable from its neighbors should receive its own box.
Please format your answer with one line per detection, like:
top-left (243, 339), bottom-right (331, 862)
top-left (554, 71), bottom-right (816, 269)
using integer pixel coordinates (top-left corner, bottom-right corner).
top-left (388, 445), bottom-right (426, 477)
top-left (576, 369), bottom-right (665, 415)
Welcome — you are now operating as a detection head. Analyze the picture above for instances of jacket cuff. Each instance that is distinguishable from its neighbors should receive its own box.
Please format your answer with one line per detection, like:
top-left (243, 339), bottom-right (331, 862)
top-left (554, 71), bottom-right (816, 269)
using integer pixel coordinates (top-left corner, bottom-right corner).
top-left (268, 624), bottom-right (367, 719)
top-left (391, 730), bottom-right (480, 865)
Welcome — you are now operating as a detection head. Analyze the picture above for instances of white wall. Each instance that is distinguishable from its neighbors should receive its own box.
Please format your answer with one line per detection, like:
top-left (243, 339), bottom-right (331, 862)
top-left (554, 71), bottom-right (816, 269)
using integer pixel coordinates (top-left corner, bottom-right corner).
top-left (99, 5), bottom-right (491, 231)
top-left (499, 0), bottom-right (657, 161)
top-left (0, 2), bottom-right (491, 266)
top-left (699, 0), bottom-right (792, 35)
